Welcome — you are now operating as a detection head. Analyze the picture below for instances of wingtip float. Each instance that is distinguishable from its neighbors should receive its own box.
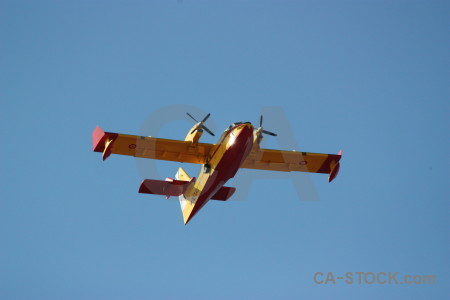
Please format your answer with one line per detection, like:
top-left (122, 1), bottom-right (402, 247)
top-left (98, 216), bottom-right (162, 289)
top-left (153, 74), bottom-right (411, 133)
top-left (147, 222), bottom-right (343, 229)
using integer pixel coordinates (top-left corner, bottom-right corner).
top-left (92, 114), bottom-right (342, 224)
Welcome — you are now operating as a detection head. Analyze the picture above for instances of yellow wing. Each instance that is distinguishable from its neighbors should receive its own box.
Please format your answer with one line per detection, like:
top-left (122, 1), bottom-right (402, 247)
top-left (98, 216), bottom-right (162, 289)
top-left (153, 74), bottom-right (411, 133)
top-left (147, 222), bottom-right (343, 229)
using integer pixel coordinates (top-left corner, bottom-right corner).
top-left (92, 126), bottom-right (213, 164)
top-left (241, 148), bottom-right (342, 182)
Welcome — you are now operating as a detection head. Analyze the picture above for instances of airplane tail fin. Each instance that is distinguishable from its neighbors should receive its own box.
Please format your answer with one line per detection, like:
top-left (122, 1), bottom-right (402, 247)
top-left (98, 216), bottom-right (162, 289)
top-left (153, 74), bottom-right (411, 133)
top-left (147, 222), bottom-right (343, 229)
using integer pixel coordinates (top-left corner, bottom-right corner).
top-left (174, 167), bottom-right (235, 224)
top-left (139, 167), bottom-right (196, 224)
top-left (175, 167), bottom-right (193, 214)
top-left (140, 167), bottom-right (236, 224)
top-left (176, 167), bottom-right (191, 181)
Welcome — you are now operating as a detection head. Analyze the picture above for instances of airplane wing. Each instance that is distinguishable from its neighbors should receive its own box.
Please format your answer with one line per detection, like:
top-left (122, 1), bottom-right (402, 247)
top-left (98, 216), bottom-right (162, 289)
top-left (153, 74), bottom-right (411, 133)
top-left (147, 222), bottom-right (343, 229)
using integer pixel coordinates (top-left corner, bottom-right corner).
top-left (92, 126), bottom-right (213, 163)
top-left (240, 148), bottom-right (342, 182)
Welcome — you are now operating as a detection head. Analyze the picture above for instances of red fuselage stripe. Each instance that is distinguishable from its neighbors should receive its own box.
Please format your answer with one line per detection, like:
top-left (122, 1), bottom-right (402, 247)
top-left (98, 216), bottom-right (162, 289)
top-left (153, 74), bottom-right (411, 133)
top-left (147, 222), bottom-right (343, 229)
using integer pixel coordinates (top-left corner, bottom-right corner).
top-left (185, 124), bottom-right (254, 223)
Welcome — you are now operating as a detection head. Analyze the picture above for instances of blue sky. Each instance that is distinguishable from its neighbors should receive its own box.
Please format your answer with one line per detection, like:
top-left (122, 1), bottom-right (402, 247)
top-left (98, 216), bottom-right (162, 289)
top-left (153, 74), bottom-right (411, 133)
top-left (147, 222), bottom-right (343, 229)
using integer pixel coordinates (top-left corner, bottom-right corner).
top-left (1, 1), bottom-right (449, 299)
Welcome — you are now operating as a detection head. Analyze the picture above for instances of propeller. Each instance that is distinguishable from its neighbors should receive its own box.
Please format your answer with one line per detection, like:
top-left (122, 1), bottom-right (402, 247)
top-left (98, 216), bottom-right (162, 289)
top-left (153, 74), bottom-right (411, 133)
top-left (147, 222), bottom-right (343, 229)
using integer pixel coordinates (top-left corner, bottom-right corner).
top-left (258, 115), bottom-right (277, 137)
top-left (186, 112), bottom-right (215, 136)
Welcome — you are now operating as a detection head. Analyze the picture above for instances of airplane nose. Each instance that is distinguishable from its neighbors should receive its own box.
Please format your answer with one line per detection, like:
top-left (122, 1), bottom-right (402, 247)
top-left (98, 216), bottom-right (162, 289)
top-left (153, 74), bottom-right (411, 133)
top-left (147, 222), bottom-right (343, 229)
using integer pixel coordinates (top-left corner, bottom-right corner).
top-left (240, 123), bottom-right (254, 133)
top-left (233, 124), bottom-right (253, 140)
top-left (227, 124), bottom-right (253, 150)
top-left (236, 123), bottom-right (254, 142)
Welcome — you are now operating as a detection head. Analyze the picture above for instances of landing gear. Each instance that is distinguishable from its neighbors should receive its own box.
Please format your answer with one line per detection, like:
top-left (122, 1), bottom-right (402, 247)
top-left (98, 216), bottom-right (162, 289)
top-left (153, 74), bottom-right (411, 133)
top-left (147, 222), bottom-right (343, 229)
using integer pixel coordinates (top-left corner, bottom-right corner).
top-left (203, 163), bottom-right (211, 173)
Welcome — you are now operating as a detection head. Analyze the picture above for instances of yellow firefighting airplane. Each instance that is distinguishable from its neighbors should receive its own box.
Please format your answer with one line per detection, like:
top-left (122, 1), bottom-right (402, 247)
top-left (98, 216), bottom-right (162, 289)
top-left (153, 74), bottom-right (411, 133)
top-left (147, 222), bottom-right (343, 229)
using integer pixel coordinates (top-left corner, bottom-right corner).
top-left (92, 113), bottom-right (342, 224)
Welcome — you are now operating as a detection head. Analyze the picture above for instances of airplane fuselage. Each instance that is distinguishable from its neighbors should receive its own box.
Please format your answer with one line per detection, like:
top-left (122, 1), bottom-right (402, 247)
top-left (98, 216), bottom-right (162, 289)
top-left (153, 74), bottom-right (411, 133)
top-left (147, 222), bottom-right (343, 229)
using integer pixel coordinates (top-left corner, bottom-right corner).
top-left (180, 123), bottom-right (254, 224)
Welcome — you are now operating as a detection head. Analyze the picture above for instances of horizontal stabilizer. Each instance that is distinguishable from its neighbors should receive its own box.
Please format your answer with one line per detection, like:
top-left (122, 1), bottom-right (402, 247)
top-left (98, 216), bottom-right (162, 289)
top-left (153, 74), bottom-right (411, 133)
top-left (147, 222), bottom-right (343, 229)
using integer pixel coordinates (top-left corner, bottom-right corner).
top-left (139, 178), bottom-right (193, 198)
top-left (211, 186), bottom-right (236, 201)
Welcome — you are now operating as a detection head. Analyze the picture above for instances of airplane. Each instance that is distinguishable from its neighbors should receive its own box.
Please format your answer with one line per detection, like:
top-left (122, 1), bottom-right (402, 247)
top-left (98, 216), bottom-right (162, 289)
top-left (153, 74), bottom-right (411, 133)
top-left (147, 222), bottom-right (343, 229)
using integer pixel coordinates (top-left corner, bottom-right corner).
top-left (92, 113), bottom-right (342, 224)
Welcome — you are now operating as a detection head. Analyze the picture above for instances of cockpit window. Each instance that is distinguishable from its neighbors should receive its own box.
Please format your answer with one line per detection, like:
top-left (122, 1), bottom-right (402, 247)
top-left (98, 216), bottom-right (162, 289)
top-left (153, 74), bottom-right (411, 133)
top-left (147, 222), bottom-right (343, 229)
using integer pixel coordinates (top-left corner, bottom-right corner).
top-left (225, 121), bottom-right (252, 132)
top-left (231, 121), bottom-right (251, 127)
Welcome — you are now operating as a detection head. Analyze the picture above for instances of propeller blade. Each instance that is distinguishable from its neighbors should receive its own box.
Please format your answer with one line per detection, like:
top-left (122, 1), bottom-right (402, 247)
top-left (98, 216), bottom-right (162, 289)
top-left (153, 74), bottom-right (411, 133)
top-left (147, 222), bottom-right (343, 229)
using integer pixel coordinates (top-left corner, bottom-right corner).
top-left (262, 130), bottom-right (277, 136)
top-left (187, 112), bottom-right (215, 136)
top-left (201, 113), bottom-right (211, 123)
top-left (260, 115), bottom-right (263, 127)
top-left (186, 112), bottom-right (198, 123)
top-left (203, 126), bottom-right (215, 136)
